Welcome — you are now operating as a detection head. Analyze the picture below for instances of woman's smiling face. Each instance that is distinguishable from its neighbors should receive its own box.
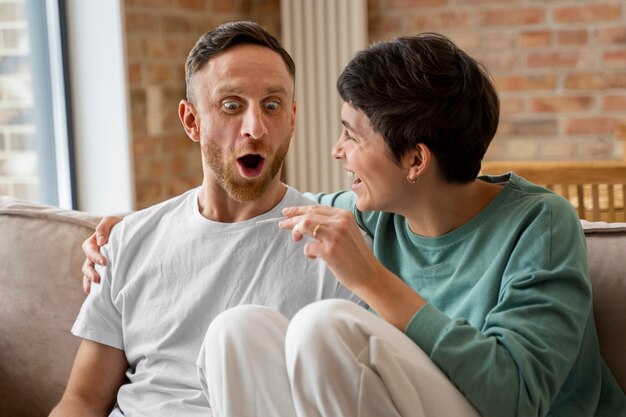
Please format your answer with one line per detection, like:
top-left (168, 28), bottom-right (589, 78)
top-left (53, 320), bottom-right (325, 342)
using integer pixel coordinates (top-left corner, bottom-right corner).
top-left (332, 103), bottom-right (413, 213)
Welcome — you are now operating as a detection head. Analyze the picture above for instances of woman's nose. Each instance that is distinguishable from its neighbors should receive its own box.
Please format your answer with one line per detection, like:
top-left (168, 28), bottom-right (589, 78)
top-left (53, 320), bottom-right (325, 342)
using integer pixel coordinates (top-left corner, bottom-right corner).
top-left (331, 138), bottom-right (345, 159)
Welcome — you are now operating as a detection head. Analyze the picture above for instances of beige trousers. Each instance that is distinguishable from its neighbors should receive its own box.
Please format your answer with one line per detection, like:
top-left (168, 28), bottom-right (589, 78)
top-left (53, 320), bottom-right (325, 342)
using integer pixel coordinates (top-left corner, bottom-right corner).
top-left (197, 299), bottom-right (480, 417)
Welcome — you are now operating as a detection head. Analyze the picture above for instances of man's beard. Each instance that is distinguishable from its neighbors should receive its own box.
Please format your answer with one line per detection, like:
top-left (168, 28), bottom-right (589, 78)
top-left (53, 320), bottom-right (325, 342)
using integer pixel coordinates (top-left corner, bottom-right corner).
top-left (202, 139), bottom-right (289, 202)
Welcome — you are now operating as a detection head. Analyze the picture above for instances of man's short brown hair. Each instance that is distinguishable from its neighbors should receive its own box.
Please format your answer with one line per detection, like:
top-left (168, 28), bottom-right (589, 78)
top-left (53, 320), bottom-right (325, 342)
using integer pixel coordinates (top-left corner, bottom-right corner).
top-left (185, 21), bottom-right (296, 103)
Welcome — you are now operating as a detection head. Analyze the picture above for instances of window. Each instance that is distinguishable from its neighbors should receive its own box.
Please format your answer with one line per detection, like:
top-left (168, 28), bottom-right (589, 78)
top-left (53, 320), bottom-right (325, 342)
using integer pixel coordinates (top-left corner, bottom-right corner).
top-left (0, 0), bottom-right (74, 207)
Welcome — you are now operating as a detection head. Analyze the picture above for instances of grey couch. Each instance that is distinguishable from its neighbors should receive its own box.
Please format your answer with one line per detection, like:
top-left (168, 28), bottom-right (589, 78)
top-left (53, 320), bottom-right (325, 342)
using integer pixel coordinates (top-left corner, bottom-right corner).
top-left (1, 196), bottom-right (625, 416)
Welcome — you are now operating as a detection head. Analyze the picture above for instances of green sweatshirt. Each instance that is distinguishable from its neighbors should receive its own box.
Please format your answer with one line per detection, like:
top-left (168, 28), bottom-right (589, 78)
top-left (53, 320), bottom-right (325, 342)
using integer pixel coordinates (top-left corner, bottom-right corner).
top-left (309, 173), bottom-right (625, 417)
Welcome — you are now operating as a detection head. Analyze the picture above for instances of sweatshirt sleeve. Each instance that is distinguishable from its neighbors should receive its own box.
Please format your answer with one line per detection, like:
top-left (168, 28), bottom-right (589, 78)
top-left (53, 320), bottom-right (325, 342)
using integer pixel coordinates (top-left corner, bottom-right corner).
top-left (304, 190), bottom-right (379, 237)
top-left (405, 200), bottom-right (593, 417)
top-left (304, 190), bottom-right (356, 211)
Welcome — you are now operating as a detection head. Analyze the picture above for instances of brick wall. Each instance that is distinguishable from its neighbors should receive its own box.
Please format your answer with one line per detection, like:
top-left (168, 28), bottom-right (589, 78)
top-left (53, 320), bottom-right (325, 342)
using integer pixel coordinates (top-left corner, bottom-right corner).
top-left (368, 0), bottom-right (626, 163)
top-left (2, 1), bottom-right (624, 207)
top-left (125, 0), bottom-right (626, 208)
top-left (123, 0), bottom-right (279, 209)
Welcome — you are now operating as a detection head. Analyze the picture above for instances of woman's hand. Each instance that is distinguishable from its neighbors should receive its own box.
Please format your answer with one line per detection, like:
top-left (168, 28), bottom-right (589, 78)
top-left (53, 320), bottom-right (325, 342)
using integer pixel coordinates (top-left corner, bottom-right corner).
top-left (81, 216), bottom-right (123, 294)
top-left (280, 205), bottom-right (427, 330)
top-left (279, 205), bottom-right (384, 294)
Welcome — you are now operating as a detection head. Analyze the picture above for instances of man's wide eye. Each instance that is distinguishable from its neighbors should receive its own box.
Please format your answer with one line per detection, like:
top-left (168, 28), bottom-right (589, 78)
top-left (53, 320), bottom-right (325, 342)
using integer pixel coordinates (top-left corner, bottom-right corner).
top-left (223, 101), bottom-right (241, 112)
top-left (265, 101), bottom-right (280, 112)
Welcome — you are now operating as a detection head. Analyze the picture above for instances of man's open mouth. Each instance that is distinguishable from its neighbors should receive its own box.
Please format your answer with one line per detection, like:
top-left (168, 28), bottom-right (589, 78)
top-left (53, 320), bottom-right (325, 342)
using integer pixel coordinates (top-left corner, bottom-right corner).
top-left (237, 154), bottom-right (265, 178)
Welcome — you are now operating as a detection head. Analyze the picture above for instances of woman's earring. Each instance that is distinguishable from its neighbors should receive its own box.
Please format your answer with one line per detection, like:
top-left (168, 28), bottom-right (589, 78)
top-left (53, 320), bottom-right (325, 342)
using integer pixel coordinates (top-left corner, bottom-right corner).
top-left (407, 175), bottom-right (417, 184)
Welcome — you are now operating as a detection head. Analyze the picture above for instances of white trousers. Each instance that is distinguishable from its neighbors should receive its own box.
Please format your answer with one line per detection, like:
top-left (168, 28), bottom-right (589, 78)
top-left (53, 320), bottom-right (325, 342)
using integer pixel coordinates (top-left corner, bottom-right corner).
top-left (197, 299), bottom-right (480, 417)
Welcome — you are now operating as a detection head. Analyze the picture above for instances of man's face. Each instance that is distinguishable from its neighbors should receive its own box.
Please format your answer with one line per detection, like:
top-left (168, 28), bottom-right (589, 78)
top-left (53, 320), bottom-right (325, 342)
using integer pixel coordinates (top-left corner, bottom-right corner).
top-left (189, 44), bottom-right (295, 202)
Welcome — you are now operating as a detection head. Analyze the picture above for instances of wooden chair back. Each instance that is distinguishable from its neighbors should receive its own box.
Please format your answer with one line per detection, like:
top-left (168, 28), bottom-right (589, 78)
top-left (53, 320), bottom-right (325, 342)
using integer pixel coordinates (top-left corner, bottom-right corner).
top-left (481, 161), bottom-right (626, 222)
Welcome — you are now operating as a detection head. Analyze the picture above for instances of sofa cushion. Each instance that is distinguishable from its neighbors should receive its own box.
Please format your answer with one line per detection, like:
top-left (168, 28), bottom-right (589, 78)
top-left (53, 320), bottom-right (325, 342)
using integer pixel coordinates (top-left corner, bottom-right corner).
top-left (0, 196), bottom-right (101, 415)
top-left (0, 197), bottom-right (623, 416)
top-left (582, 220), bottom-right (626, 392)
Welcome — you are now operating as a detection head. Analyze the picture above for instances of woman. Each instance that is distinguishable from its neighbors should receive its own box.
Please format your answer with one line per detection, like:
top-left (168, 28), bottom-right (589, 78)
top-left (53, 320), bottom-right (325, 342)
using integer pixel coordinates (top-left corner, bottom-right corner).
top-left (83, 33), bottom-right (624, 417)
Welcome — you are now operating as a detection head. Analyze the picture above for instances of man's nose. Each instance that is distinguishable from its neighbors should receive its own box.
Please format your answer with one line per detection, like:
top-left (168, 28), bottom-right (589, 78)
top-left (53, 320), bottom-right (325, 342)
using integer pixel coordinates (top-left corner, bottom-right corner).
top-left (240, 105), bottom-right (268, 140)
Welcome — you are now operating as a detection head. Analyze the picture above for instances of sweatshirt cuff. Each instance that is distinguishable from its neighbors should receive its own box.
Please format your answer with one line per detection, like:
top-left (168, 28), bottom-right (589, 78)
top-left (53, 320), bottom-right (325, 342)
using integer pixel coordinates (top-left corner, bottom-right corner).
top-left (404, 302), bottom-right (453, 355)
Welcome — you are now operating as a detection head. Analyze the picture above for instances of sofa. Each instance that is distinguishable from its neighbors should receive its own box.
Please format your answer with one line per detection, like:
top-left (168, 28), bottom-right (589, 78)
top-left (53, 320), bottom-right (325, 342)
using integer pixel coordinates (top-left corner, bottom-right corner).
top-left (1, 195), bottom-right (625, 416)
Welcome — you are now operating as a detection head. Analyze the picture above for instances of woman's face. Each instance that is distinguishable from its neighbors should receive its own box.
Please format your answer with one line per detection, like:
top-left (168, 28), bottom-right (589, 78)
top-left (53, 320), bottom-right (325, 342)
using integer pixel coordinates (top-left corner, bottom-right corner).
top-left (332, 103), bottom-right (411, 212)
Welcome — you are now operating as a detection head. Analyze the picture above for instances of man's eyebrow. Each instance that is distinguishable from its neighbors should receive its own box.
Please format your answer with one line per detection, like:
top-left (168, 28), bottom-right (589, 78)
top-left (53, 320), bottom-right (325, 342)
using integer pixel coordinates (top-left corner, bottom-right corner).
top-left (266, 86), bottom-right (288, 95)
top-left (215, 85), bottom-right (289, 95)
top-left (216, 85), bottom-right (242, 94)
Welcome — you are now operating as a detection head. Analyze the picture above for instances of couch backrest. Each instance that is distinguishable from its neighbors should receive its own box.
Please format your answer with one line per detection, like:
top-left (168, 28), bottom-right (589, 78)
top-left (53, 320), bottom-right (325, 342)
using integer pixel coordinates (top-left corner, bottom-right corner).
top-left (582, 220), bottom-right (626, 392)
top-left (0, 197), bottom-right (101, 416)
top-left (0, 198), bottom-right (624, 416)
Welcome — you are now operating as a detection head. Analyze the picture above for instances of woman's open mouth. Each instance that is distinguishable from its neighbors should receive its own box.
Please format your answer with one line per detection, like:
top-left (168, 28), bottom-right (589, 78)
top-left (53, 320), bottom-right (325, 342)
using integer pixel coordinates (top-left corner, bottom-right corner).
top-left (347, 170), bottom-right (362, 189)
top-left (237, 154), bottom-right (265, 178)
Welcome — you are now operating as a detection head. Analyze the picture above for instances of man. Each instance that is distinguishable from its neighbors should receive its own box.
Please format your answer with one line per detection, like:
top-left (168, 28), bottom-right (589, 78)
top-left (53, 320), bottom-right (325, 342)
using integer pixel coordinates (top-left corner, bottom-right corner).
top-left (50, 21), bottom-right (355, 417)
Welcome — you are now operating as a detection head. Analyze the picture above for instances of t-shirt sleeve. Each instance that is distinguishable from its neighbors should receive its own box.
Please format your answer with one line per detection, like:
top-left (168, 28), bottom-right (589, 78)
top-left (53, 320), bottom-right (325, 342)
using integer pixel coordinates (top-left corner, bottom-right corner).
top-left (404, 199), bottom-right (593, 417)
top-left (71, 244), bottom-right (124, 350)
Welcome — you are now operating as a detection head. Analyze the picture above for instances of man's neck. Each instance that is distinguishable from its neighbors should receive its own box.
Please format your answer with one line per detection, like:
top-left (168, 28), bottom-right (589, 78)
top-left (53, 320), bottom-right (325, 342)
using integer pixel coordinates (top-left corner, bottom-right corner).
top-left (197, 178), bottom-right (288, 223)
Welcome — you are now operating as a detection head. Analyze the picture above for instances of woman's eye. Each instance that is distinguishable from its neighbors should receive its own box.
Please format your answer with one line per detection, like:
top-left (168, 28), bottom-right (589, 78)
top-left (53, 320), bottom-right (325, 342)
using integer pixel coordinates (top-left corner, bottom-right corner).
top-left (343, 130), bottom-right (355, 141)
top-left (264, 101), bottom-right (280, 112)
top-left (222, 101), bottom-right (241, 112)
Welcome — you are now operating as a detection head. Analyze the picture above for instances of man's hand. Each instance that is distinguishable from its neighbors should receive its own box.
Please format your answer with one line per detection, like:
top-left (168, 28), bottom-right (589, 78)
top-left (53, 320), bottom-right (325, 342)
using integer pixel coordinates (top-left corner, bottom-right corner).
top-left (49, 339), bottom-right (127, 417)
top-left (82, 216), bottom-right (123, 294)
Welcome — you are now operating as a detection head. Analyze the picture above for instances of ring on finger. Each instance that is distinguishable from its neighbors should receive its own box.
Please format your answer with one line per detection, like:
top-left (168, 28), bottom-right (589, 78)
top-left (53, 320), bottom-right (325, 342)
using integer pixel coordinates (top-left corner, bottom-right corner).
top-left (313, 223), bottom-right (324, 239)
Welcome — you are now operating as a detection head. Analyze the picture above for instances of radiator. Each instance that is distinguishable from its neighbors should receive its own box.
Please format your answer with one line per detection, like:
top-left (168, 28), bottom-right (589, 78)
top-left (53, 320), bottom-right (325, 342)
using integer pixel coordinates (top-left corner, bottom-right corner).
top-left (280, 0), bottom-right (368, 194)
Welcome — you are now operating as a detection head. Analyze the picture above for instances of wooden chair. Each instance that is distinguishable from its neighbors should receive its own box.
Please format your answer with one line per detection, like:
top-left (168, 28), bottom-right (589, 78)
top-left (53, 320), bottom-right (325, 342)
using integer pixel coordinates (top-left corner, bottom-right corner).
top-left (481, 161), bottom-right (626, 222)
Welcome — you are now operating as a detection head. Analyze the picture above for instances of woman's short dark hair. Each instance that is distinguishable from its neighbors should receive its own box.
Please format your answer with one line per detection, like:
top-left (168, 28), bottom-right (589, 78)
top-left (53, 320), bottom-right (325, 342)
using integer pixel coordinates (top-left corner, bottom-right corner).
top-left (185, 21), bottom-right (295, 103)
top-left (337, 33), bottom-right (499, 183)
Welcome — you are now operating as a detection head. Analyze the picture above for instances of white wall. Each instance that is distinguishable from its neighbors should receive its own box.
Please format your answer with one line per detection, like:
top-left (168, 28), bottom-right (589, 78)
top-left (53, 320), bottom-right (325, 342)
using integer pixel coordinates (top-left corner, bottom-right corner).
top-left (65, 0), bottom-right (133, 214)
top-left (281, 0), bottom-right (367, 194)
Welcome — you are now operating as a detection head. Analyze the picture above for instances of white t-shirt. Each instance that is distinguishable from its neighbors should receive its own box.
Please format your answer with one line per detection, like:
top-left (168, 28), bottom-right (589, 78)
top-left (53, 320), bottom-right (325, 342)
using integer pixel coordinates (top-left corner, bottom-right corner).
top-left (72, 186), bottom-right (358, 417)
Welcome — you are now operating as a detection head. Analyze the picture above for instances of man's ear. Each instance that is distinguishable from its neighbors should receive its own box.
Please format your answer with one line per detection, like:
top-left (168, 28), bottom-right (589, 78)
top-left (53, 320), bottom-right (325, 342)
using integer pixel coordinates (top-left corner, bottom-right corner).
top-left (290, 100), bottom-right (297, 136)
top-left (179, 100), bottom-right (200, 142)
top-left (406, 143), bottom-right (431, 180)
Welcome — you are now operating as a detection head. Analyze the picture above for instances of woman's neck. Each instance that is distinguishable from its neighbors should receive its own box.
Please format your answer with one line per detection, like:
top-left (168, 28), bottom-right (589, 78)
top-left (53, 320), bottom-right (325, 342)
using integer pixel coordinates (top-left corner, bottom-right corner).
top-left (404, 178), bottom-right (503, 238)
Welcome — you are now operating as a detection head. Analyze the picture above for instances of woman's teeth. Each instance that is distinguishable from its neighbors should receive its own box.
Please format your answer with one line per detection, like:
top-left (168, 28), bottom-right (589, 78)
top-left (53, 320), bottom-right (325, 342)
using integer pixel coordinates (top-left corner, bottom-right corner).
top-left (347, 170), bottom-right (361, 184)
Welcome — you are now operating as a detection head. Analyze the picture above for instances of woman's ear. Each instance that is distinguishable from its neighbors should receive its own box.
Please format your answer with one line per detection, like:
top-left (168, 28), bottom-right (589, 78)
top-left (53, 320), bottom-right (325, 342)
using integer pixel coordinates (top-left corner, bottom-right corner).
top-left (406, 143), bottom-right (431, 182)
top-left (179, 100), bottom-right (200, 142)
